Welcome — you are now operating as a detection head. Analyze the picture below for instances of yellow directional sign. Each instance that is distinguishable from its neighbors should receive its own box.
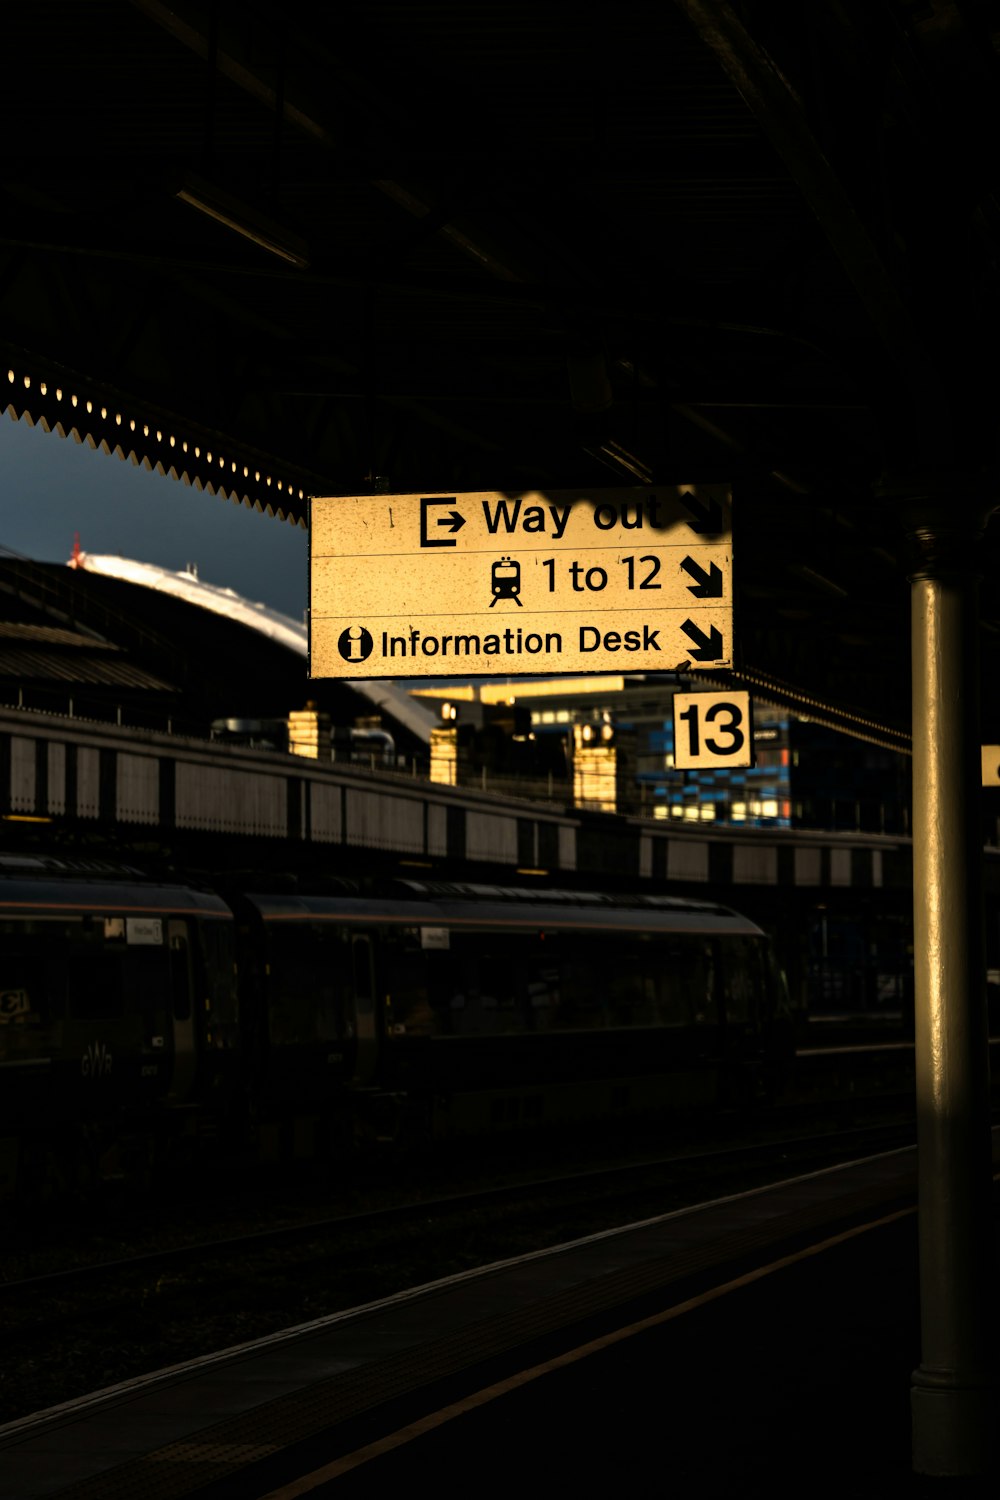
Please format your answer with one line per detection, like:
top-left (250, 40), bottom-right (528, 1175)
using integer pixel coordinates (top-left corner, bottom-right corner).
top-left (309, 485), bottom-right (732, 679)
top-left (982, 747), bottom-right (1000, 786)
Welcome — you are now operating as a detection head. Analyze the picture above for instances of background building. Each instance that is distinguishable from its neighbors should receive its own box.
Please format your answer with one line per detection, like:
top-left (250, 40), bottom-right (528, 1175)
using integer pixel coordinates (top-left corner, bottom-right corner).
top-left (415, 674), bottom-right (912, 834)
top-left (0, 549), bottom-right (435, 767)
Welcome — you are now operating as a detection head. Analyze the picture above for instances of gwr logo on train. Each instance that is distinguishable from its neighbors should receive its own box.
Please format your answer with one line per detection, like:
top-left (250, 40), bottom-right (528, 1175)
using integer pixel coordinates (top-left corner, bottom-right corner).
top-left (81, 1040), bottom-right (113, 1078)
top-left (310, 484), bottom-right (733, 680)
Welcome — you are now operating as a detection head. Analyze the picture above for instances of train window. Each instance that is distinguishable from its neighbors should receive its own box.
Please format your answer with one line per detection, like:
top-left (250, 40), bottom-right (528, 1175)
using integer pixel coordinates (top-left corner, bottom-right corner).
top-left (432, 932), bottom-right (526, 1035)
top-left (481, 965), bottom-right (522, 1034)
top-left (200, 921), bottom-right (239, 1029)
top-left (428, 944), bottom-right (477, 1034)
top-left (0, 952), bottom-right (69, 1066)
top-left (548, 940), bottom-right (651, 1031)
top-left (644, 940), bottom-right (697, 1028)
top-left (525, 949), bottom-right (561, 1029)
top-left (0, 955), bottom-right (65, 1026)
top-left (718, 937), bottom-right (763, 1026)
top-left (0, 983), bottom-right (33, 1024)
top-left (266, 924), bottom-right (351, 1046)
top-left (467, 936), bottom-right (525, 1034)
top-left (478, 952), bottom-right (518, 1012)
top-left (124, 947), bottom-right (169, 1019)
top-left (607, 948), bottom-right (655, 1026)
top-left (550, 939), bottom-right (609, 1030)
top-left (1, 924), bottom-right (69, 1031)
top-left (613, 935), bottom-right (713, 1030)
top-left (72, 953), bottom-right (125, 1020)
top-left (382, 933), bottom-right (435, 1036)
top-left (690, 941), bottom-right (718, 1027)
top-left (554, 938), bottom-right (668, 1031)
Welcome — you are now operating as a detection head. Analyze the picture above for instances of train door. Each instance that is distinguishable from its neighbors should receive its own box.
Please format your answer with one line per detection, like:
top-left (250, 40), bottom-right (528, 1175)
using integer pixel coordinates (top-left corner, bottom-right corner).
top-left (351, 933), bottom-right (377, 1085)
top-left (167, 920), bottom-right (197, 1101)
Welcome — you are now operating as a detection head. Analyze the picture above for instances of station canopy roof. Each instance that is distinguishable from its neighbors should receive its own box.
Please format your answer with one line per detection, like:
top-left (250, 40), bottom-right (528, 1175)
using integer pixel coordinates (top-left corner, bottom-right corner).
top-left (4, 2), bottom-right (1000, 750)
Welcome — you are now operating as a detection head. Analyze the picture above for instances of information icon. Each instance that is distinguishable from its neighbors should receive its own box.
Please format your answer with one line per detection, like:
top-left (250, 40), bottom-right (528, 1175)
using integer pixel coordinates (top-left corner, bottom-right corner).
top-left (337, 625), bottom-right (374, 662)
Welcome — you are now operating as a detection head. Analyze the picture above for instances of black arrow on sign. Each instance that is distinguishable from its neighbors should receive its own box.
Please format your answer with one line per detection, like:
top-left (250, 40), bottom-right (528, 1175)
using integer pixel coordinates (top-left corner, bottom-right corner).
top-left (679, 492), bottom-right (724, 534)
top-left (680, 620), bottom-right (724, 659)
top-left (420, 496), bottom-right (467, 547)
top-left (436, 510), bottom-right (466, 533)
top-left (680, 557), bottom-right (723, 597)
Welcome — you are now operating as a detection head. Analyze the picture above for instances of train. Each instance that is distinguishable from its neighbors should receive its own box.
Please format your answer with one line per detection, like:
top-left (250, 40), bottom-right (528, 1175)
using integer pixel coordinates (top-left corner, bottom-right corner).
top-left (0, 855), bottom-right (795, 1197)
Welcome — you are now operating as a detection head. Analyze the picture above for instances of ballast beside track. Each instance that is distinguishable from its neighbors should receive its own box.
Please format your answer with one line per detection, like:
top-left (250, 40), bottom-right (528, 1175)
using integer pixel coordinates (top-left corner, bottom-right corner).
top-left (0, 1109), bottom-right (922, 1427)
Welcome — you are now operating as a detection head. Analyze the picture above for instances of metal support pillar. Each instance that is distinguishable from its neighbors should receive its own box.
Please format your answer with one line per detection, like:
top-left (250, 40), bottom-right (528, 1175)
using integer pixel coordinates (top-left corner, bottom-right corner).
top-left (906, 505), bottom-right (997, 1476)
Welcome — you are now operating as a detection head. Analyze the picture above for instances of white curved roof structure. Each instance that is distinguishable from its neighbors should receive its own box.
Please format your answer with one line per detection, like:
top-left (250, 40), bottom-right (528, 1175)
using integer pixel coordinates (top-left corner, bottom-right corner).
top-left (67, 551), bottom-right (435, 744)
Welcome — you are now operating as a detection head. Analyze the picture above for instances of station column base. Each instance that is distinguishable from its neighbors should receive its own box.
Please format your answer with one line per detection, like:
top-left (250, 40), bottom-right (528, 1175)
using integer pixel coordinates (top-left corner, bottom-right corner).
top-left (911, 1369), bottom-right (998, 1477)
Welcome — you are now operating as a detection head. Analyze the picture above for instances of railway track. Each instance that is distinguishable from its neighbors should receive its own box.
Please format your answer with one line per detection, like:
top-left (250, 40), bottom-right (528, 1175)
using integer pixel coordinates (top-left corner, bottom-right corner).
top-left (0, 1114), bottom-right (918, 1299)
top-left (0, 1109), bottom-right (922, 1427)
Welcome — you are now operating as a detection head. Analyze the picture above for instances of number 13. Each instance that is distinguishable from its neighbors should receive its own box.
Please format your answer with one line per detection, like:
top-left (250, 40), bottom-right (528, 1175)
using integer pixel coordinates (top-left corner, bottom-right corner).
top-left (678, 700), bottom-right (746, 757)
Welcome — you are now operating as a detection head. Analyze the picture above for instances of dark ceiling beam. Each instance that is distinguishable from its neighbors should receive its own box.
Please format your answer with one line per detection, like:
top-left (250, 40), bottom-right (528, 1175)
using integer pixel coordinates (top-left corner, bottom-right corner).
top-left (0, 233), bottom-right (835, 358)
top-left (7, 2), bottom-right (895, 539)
top-left (128, 0), bottom-right (511, 271)
top-left (87, 9), bottom-right (567, 486)
top-left (674, 0), bottom-right (953, 466)
top-left (2, 144), bottom-right (798, 186)
top-left (251, 384), bottom-right (866, 410)
top-left (127, 0), bottom-right (338, 152)
top-left (0, 238), bottom-right (871, 439)
top-left (126, 0), bottom-right (823, 489)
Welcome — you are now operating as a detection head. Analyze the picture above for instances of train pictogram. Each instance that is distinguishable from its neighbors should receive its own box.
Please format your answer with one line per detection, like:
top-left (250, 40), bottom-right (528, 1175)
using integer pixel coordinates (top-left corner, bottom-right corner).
top-left (490, 556), bottom-right (522, 606)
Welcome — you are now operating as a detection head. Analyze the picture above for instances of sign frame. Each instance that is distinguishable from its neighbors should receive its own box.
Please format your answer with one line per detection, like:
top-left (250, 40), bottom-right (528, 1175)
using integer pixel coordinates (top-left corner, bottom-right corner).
top-left (309, 485), bottom-right (734, 680)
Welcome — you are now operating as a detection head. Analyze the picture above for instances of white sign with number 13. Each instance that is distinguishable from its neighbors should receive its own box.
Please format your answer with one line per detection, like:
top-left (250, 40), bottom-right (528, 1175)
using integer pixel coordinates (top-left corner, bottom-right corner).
top-left (672, 690), bottom-right (753, 769)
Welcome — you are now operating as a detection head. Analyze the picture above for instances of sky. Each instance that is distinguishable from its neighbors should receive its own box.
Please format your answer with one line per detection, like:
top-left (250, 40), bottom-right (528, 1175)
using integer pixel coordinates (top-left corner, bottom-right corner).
top-left (0, 413), bottom-right (309, 621)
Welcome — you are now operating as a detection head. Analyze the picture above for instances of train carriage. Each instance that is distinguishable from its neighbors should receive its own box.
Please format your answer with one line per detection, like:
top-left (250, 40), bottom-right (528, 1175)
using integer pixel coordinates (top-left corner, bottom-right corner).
top-left (237, 880), bottom-right (792, 1148)
top-left (0, 860), bottom-right (792, 1192)
top-left (0, 857), bottom-right (238, 1194)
